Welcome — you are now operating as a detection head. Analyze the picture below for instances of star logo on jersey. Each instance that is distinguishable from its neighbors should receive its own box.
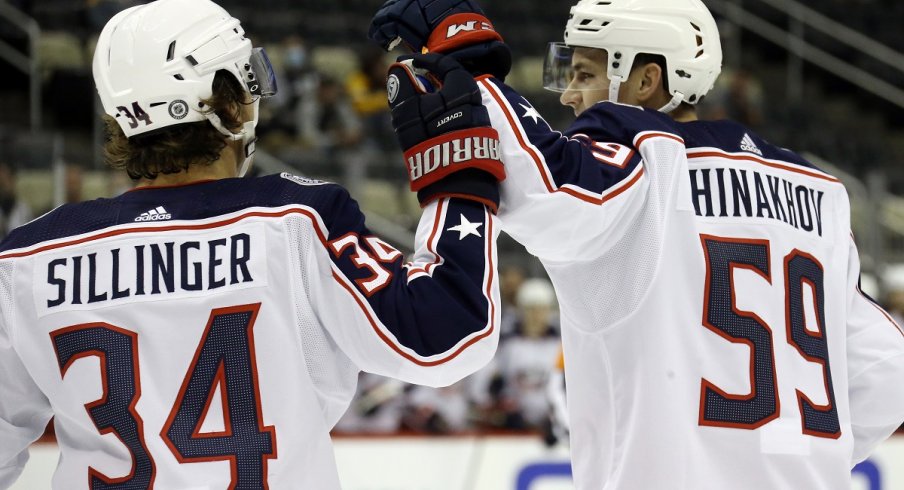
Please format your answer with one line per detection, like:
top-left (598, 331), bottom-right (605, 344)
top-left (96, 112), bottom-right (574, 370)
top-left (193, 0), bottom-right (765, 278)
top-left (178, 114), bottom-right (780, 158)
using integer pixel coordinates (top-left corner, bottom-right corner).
top-left (447, 214), bottom-right (483, 240)
top-left (519, 103), bottom-right (546, 126)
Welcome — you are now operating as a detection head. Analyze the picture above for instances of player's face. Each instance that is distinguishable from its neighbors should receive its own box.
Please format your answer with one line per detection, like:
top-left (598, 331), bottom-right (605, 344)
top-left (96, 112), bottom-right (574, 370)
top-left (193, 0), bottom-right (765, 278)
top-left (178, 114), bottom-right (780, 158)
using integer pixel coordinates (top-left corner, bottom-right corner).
top-left (560, 47), bottom-right (610, 117)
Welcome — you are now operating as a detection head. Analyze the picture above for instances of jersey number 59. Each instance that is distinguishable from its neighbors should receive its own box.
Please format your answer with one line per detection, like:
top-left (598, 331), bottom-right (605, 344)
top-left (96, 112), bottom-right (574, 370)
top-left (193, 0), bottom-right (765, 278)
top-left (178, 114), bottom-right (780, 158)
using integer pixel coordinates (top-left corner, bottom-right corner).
top-left (699, 235), bottom-right (840, 439)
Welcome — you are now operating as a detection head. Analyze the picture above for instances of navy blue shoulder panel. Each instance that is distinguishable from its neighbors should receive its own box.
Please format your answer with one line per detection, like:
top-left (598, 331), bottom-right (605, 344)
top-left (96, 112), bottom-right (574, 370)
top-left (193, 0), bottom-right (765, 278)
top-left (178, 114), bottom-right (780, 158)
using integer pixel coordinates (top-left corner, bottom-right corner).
top-left (568, 101), bottom-right (682, 145)
top-left (680, 119), bottom-right (827, 173)
top-left (574, 105), bottom-right (828, 177)
top-left (0, 174), bottom-right (353, 253)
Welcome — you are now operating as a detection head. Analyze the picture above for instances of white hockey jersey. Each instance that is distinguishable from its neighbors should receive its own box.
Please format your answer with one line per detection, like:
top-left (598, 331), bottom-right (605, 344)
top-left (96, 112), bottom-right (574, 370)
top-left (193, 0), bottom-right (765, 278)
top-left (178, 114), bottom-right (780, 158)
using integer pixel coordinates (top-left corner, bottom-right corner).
top-left (477, 76), bottom-right (904, 489)
top-left (0, 173), bottom-right (500, 489)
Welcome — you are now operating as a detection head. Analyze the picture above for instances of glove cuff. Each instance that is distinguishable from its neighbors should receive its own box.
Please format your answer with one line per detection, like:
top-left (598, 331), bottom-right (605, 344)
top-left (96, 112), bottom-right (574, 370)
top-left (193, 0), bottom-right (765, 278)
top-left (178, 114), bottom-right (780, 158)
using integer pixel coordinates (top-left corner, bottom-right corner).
top-left (426, 13), bottom-right (504, 54)
top-left (417, 168), bottom-right (501, 213)
top-left (404, 127), bottom-right (505, 192)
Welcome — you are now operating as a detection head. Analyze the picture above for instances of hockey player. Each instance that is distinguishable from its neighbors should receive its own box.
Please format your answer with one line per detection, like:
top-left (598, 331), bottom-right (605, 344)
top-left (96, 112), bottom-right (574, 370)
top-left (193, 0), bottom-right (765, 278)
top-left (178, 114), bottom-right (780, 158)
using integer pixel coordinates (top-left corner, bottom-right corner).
top-left (0, 0), bottom-right (505, 488)
top-left (370, 0), bottom-right (904, 488)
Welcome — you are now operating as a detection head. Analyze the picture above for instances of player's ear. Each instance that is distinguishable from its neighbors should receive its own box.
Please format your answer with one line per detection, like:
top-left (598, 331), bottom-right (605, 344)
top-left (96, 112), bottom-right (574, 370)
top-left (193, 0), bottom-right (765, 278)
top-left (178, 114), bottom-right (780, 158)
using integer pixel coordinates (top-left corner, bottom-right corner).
top-left (633, 62), bottom-right (665, 105)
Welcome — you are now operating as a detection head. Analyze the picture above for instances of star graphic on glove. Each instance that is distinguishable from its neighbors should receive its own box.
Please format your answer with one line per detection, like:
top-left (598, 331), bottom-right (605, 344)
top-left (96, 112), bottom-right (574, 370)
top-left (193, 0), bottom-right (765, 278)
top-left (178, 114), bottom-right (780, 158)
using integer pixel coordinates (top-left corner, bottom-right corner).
top-left (447, 214), bottom-right (483, 240)
top-left (520, 103), bottom-right (545, 125)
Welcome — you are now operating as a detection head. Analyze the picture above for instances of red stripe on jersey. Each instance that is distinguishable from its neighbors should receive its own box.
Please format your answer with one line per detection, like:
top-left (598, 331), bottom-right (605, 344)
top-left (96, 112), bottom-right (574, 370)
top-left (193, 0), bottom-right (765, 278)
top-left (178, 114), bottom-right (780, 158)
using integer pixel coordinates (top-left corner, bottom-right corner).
top-left (687, 149), bottom-right (841, 183)
top-left (330, 207), bottom-right (496, 366)
top-left (635, 132), bottom-right (685, 147)
top-left (0, 207), bottom-right (329, 259)
top-left (405, 199), bottom-right (447, 279)
top-left (479, 79), bottom-right (561, 197)
top-left (597, 166), bottom-right (645, 204)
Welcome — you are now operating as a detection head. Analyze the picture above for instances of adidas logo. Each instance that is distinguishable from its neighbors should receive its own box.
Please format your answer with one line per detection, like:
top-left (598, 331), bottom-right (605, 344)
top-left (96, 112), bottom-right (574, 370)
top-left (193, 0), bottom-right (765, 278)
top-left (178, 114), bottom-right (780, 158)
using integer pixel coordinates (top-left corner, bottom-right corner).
top-left (134, 206), bottom-right (172, 222)
top-left (740, 133), bottom-right (763, 156)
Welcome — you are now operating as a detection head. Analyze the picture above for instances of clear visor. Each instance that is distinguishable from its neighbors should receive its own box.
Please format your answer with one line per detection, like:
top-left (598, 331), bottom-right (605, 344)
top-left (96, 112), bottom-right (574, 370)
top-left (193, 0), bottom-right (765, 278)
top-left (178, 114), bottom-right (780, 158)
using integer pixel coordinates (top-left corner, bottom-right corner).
top-left (543, 42), bottom-right (612, 94)
top-left (245, 47), bottom-right (278, 99)
top-left (543, 42), bottom-right (576, 93)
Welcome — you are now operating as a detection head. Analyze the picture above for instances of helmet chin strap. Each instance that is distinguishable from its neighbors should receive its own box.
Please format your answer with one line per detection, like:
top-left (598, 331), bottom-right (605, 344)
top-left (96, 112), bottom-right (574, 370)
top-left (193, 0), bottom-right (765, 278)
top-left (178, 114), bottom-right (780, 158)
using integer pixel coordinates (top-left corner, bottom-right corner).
top-left (657, 92), bottom-right (684, 114)
top-left (206, 97), bottom-right (260, 177)
top-left (607, 75), bottom-right (624, 105)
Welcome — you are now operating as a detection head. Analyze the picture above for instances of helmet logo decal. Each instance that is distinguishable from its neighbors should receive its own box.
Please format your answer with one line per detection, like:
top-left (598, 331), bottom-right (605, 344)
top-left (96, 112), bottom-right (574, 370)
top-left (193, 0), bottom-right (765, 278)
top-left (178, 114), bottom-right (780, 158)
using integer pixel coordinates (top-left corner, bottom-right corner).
top-left (387, 74), bottom-right (400, 104)
top-left (169, 100), bottom-right (189, 120)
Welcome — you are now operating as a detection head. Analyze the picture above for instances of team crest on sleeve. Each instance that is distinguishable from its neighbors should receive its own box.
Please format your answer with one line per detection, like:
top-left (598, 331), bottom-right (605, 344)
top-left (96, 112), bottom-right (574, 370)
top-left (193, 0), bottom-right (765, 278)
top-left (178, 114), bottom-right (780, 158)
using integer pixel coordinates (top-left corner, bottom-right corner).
top-left (280, 173), bottom-right (329, 186)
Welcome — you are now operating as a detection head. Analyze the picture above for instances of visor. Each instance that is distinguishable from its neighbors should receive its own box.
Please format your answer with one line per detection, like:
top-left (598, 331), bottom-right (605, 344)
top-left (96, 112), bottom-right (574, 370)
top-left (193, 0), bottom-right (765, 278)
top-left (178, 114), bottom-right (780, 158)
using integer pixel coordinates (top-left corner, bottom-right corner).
top-left (543, 42), bottom-right (612, 95)
top-left (245, 47), bottom-right (278, 98)
top-left (542, 42), bottom-right (575, 93)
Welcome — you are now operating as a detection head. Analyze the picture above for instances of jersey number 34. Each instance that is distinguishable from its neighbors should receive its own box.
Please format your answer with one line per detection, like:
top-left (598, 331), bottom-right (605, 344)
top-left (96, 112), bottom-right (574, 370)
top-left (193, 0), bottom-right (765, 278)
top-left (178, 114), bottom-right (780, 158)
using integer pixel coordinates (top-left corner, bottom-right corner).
top-left (50, 303), bottom-right (275, 489)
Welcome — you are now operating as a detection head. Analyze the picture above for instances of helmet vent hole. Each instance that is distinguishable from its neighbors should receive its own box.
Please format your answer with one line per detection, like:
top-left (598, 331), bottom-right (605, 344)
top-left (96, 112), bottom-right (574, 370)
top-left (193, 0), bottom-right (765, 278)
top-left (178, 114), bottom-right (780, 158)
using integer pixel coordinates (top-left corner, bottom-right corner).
top-left (575, 19), bottom-right (609, 32)
top-left (689, 94), bottom-right (697, 102)
top-left (167, 41), bottom-right (176, 62)
top-left (173, 74), bottom-right (184, 80)
top-left (696, 48), bottom-right (704, 58)
top-left (596, 1), bottom-right (612, 5)
top-left (691, 22), bottom-right (702, 32)
top-left (696, 35), bottom-right (703, 47)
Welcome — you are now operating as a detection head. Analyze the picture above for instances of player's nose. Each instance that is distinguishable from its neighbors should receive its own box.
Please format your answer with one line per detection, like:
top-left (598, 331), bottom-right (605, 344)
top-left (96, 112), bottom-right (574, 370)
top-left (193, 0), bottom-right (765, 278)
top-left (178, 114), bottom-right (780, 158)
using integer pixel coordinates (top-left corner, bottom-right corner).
top-left (560, 87), bottom-right (580, 111)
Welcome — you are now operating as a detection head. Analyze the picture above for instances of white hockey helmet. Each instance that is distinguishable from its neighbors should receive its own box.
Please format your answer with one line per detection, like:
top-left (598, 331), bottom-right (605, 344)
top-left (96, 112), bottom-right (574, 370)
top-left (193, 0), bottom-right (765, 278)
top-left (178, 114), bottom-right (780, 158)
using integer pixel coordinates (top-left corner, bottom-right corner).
top-left (543, 0), bottom-right (722, 113)
top-left (92, 0), bottom-right (277, 175)
top-left (516, 278), bottom-right (557, 308)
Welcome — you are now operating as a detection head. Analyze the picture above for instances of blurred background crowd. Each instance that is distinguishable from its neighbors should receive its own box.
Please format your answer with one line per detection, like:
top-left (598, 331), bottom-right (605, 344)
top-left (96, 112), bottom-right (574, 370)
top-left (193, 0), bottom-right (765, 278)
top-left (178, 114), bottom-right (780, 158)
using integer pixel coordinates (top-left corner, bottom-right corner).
top-left (1, 0), bottom-right (902, 441)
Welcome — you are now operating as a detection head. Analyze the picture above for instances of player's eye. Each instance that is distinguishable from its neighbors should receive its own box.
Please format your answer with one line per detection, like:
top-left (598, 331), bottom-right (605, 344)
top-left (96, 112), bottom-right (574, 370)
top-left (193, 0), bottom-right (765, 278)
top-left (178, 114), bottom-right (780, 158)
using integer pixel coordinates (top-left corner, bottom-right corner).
top-left (576, 72), bottom-right (593, 83)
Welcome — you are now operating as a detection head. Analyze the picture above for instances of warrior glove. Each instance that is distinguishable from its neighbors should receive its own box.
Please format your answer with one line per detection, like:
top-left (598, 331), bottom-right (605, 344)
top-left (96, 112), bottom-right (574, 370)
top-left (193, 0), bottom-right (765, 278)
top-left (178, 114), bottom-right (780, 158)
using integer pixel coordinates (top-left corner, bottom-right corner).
top-left (387, 53), bottom-right (504, 211)
top-left (369, 0), bottom-right (511, 79)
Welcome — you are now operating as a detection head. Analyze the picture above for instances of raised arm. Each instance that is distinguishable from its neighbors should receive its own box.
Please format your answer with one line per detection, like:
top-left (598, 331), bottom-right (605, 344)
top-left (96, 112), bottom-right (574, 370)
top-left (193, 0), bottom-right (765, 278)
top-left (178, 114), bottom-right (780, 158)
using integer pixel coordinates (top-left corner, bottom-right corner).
top-left (307, 53), bottom-right (504, 387)
top-left (367, 0), bottom-right (682, 261)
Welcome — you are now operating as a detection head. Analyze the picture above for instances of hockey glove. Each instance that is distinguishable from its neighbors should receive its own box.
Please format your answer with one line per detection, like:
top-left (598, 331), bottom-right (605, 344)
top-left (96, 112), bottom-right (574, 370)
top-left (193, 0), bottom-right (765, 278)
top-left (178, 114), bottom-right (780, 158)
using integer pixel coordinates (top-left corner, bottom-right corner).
top-left (387, 53), bottom-right (504, 211)
top-left (369, 0), bottom-right (512, 79)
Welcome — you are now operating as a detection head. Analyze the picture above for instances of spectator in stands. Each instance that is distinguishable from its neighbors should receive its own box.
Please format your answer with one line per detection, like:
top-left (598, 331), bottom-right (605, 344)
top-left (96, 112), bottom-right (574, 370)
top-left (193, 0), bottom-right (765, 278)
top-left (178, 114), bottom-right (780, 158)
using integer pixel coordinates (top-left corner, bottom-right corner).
top-left (297, 75), bottom-right (362, 155)
top-left (344, 46), bottom-right (395, 152)
top-left (402, 383), bottom-right (472, 433)
top-left (543, 347), bottom-right (569, 446)
top-left (499, 264), bottom-right (527, 338)
top-left (703, 69), bottom-right (764, 128)
top-left (65, 161), bottom-right (85, 203)
top-left (0, 160), bottom-right (32, 238)
top-left (333, 372), bottom-right (406, 434)
top-left (476, 278), bottom-right (561, 430)
top-left (259, 35), bottom-right (319, 141)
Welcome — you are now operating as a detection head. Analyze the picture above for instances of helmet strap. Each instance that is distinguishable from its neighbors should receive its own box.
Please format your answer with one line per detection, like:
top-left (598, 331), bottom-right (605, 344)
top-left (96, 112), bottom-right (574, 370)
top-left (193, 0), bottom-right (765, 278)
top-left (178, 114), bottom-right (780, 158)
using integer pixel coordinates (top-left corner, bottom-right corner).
top-left (608, 75), bottom-right (624, 104)
top-left (657, 92), bottom-right (684, 114)
top-left (205, 98), bottom-right (259, 177)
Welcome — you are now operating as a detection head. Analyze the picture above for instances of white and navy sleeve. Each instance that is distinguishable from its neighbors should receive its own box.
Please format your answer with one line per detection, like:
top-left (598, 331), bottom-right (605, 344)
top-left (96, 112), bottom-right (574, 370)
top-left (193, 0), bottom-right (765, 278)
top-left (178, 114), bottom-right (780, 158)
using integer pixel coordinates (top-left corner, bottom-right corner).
top-left (476, 76), bottom-right (685, 261)
top-left (844, 238), bottom-right (904, 464)
top-left (308, 186), bottom-right (499, 388)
